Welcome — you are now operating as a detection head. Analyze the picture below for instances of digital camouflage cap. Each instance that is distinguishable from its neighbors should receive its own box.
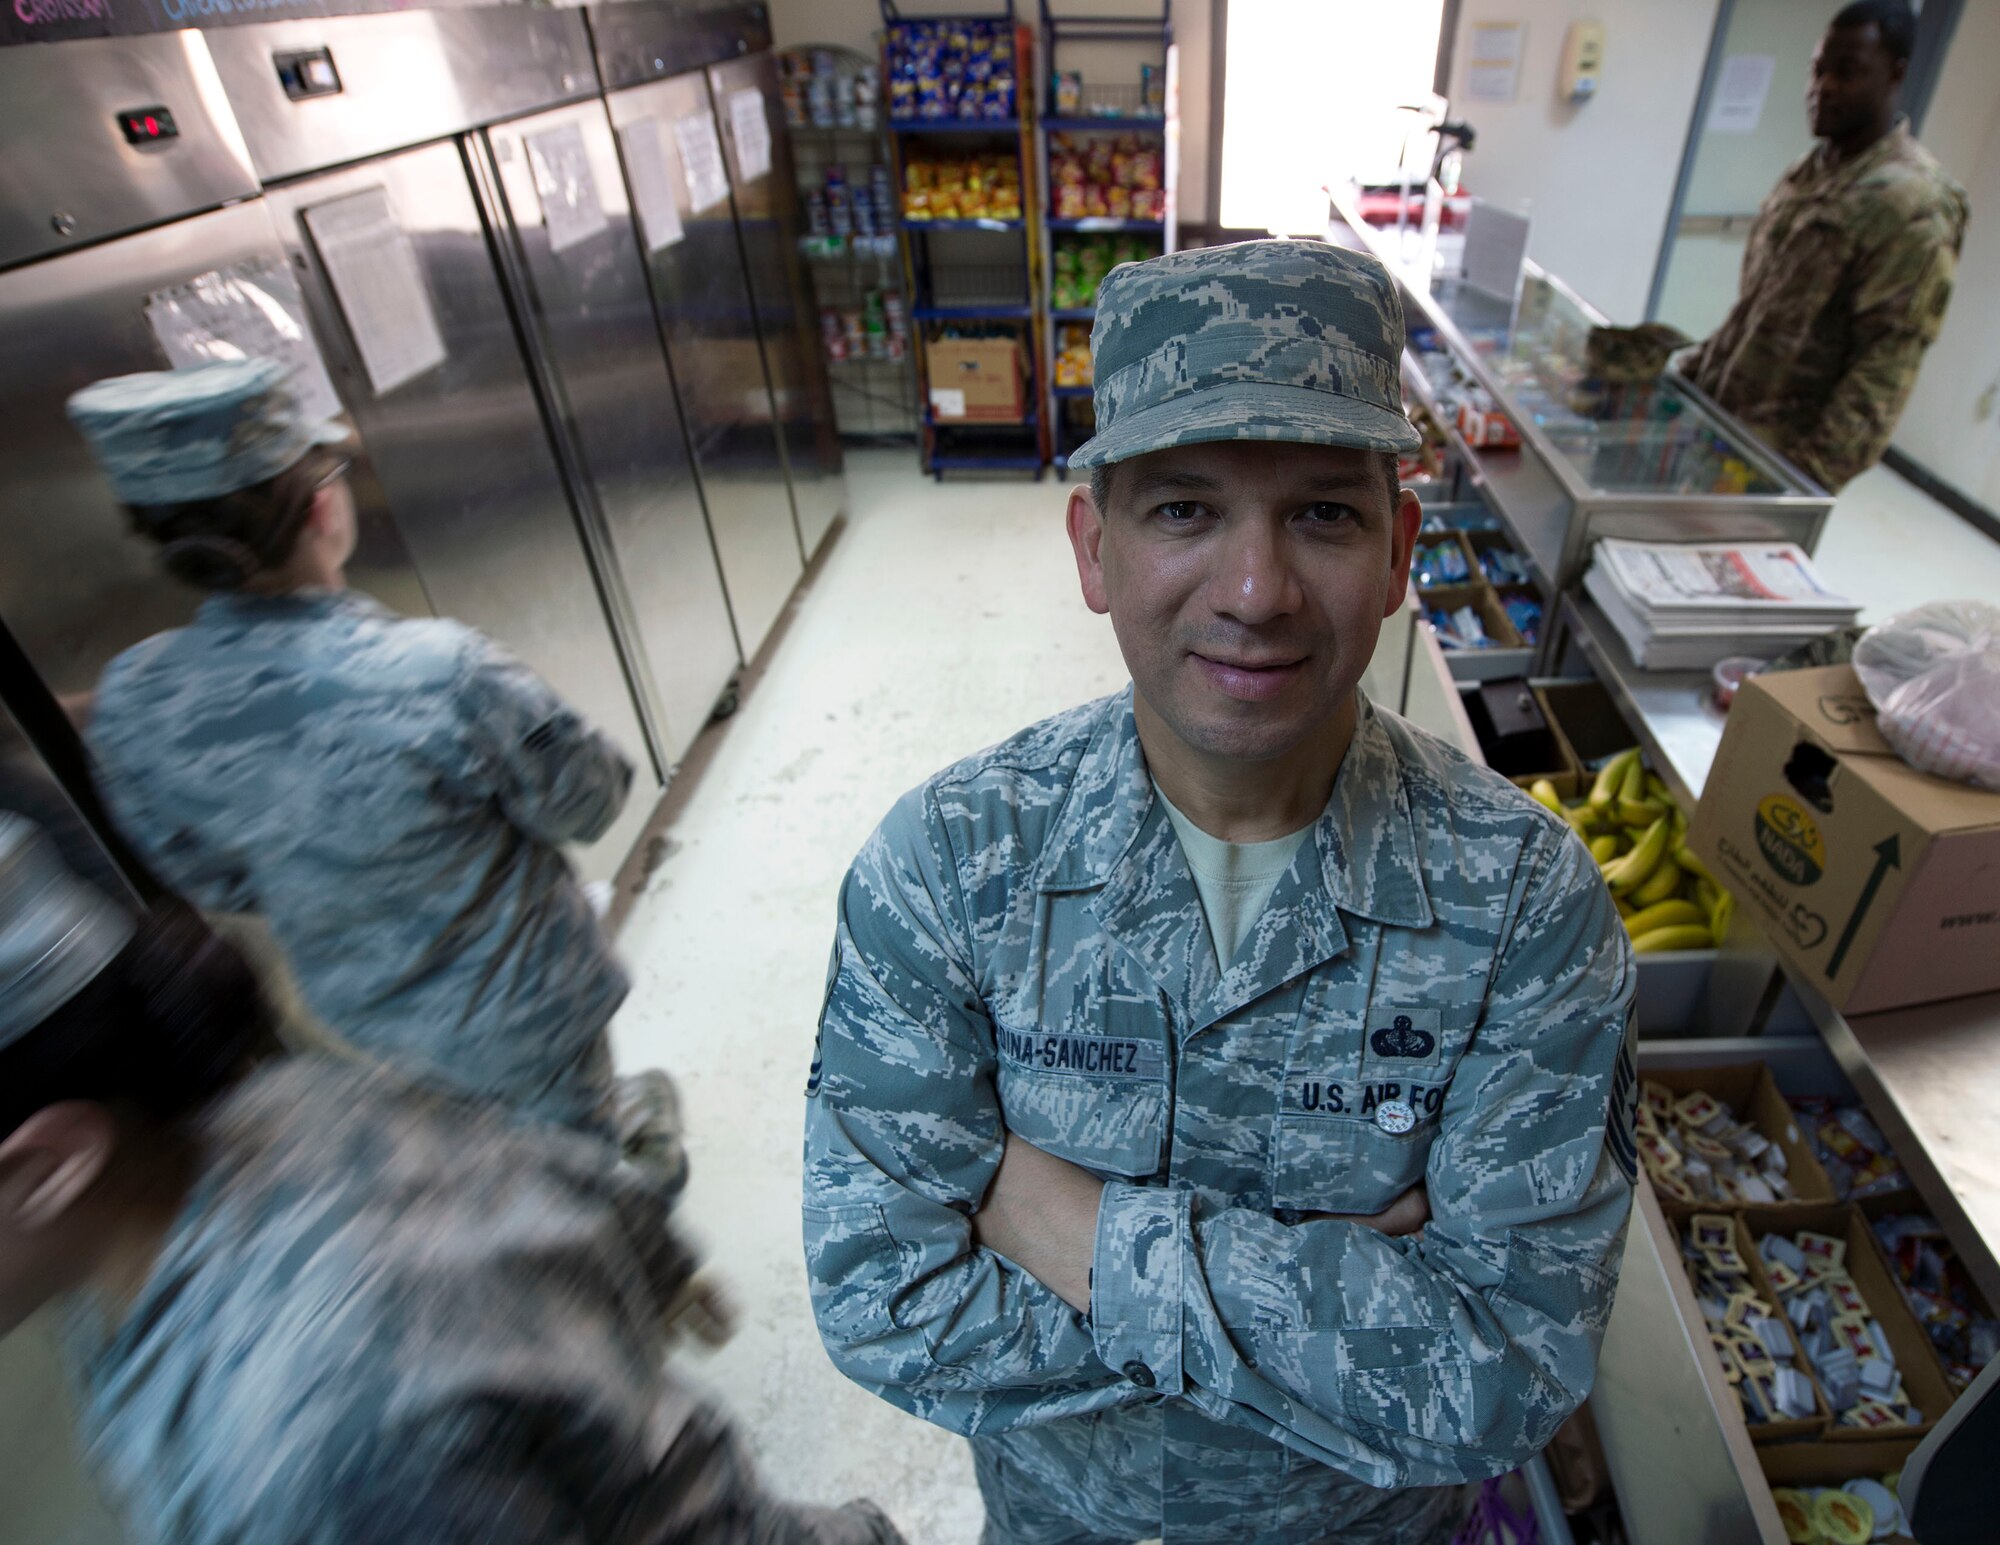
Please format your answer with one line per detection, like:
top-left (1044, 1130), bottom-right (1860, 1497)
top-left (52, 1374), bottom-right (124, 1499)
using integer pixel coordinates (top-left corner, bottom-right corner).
top-left (1066, 238), bottom-right (1422, 471)
top-left (67, 357), bottom-right (343, 507)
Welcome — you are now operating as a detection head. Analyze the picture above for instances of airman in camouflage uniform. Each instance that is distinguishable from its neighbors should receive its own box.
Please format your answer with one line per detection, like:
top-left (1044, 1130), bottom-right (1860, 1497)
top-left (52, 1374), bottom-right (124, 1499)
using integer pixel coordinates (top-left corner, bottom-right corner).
top-left (68, 360), bottom-right (636, 1134)
top-left (69, 1056), bottom-right (896, 1544)
top-left (802, 241), bottom-right (1638, 1543)
top-left (0, 811), bottom-right (895, 1544)
top-left (1682, 4), bottom-right (1969, 493)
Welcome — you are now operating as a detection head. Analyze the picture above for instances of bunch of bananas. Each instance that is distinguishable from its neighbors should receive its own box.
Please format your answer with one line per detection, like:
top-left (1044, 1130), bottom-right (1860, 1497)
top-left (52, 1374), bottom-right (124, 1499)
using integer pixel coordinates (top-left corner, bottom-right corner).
top-left (1527, 747), bottom-right (1736, 952)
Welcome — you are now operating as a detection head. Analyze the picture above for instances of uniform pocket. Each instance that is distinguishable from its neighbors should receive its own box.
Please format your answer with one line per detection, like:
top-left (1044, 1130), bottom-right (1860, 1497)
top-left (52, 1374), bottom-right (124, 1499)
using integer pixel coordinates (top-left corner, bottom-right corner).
top-left (1271, 1111), bottom-right (1440, 1216)
top-left (995, 1055), bottom-right (1167, 1179)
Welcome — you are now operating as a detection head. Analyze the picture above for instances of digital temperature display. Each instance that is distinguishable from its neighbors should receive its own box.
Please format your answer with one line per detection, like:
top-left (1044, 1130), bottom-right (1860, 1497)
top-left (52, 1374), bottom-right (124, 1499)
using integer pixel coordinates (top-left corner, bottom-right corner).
top-left (119, 106), bottom-right (178, 144)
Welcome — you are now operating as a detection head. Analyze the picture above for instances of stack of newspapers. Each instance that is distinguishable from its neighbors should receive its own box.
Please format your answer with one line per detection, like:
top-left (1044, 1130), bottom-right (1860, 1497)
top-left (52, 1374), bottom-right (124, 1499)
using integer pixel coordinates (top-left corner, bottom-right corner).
top-left (1582, 539), bottom-right (1860, 671)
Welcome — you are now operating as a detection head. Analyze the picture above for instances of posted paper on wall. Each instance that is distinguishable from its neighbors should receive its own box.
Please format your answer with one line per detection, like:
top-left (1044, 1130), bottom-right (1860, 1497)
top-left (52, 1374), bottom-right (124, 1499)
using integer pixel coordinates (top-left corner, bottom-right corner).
top-left (727, 88), bottom-right (772, 183)
top-left (618, 116), bottom-right (686, 253)
top-left (145, 256), bottom-right (344, 424)
top-left (674, 112), bottom-right (731, 214)
top-left (1707, 54), bottom-right (1777, 135)
top-left (525, 122), bottom-right (609, 255)
top-left (1465, 22), bottom-right (1524, 103)
top-left (303, 188), bottom-right (448, 398)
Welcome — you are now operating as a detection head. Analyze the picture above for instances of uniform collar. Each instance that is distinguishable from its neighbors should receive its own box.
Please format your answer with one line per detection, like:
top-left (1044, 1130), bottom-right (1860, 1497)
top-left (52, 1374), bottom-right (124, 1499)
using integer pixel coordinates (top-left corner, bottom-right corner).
top-left (199, 586), bottom-right (378, 624)
top-left (1035, 687), bottom-right (1434, 930)
top-left (1810, 114), bottom-right (1912, 182)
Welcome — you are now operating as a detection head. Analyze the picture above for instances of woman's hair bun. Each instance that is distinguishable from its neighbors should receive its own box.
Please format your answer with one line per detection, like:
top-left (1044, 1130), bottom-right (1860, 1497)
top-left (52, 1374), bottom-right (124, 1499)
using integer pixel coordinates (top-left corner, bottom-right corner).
top-left (158, 534), bottom-right (263, 591)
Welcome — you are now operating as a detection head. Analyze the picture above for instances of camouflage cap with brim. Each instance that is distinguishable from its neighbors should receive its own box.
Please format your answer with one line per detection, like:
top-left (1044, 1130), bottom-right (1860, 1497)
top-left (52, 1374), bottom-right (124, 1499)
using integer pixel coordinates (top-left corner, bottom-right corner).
top-left (66, 357), bottom-right (345, 507)
top-left (1067, 238), bottom-right (1422, 471)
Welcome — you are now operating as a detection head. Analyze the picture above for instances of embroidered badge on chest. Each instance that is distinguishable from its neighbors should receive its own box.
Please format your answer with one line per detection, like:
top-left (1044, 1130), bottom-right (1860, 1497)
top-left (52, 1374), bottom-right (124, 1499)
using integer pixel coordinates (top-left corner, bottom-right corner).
top-left (1369, 1014), bottom-right (1436, 1060)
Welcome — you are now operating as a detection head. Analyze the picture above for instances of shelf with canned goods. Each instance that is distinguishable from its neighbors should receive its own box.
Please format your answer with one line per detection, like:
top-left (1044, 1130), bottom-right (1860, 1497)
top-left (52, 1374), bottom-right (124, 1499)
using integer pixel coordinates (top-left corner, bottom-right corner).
top-left (783, 43), bottom-right (918, 440)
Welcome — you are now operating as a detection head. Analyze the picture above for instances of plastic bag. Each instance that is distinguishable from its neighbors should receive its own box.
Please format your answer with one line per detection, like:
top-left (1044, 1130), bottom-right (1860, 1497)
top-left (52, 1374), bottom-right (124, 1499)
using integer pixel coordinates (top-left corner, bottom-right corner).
top-left (1851, 600), bottom-right (2000, 791)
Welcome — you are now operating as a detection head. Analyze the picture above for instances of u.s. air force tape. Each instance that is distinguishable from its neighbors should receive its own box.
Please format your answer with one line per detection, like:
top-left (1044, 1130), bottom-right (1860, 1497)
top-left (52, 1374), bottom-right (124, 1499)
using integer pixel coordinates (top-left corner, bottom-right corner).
top-left (997, 1028), bottom-right (1164, 1080)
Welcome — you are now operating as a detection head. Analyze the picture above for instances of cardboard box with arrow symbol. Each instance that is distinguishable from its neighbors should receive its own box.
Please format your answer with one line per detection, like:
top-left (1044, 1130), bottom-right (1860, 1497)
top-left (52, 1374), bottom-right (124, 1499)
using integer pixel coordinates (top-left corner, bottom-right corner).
top-left (1690, 665), bottom-right (2000, 1015)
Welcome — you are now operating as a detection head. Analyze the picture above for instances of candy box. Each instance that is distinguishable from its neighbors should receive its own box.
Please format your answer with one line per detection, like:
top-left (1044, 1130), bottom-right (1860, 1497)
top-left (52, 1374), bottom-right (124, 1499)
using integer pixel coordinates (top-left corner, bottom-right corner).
top-left (1639, 1065), bottom-right (1836, 1210)
top-left (1675, 1211), bottom-right (1830, 1444)
top-left (1740, 1204), bottom-right (1957, 1445)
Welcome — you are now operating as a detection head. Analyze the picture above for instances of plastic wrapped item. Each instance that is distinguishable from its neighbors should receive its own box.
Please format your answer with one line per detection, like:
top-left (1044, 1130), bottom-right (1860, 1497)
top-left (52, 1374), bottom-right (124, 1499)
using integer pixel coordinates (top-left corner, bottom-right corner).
top-left (1503, 595), bottom-right (1542, 645)
top-left (1851, 599), bottom-right (2000, 791)
top-left (1873, 1211), bottom-right (2000, 1388)
top-left (1425, 604), bottom-right (1498, 651)
top-left (1638, 1083), bottom-right (1797, 1204)
top-left (1788, 1097), bottom-right (1907, 1201)
top-left (1478, 545), bottom-right (1531, 586)
top-left (1412, 540), bottom-right (1469, 587)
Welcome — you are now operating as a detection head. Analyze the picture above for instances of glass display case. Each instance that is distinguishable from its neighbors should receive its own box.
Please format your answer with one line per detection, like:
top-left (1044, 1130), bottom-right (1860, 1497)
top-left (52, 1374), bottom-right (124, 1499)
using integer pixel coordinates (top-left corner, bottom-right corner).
top-left (1331, 192), bottom-right (1834, 627)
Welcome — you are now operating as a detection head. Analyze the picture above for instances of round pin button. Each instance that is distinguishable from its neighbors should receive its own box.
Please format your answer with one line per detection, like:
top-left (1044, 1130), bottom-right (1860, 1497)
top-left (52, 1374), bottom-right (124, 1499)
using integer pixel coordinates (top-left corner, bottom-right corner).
top-left (1121, 1360), bottom-right (1156, 1389)
top-left (1375, 1099), bottom-right (1417, 1136)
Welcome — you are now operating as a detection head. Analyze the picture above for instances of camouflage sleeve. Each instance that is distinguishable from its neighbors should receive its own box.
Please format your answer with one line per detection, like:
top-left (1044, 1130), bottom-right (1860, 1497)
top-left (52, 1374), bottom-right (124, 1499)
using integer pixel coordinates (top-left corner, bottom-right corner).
top-left (1790, 207), bottom-right (1962, 492)
top-left (1091, 824), bottom-right (1638, 1489)
top-left (456, 634), bottom-right (635, 847)
top-left (802, 789), bottom-right (1133, 1432)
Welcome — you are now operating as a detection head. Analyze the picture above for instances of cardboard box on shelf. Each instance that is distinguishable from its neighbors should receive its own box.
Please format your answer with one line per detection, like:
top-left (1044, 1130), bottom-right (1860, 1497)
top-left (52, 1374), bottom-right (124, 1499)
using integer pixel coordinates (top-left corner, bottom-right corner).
top-left (1538, 678), bottom-right (1635, 779)
top-left (925, 336), bottom-right (1024, 422)
top-left (1758, 1438), bottom-right (1920, 1545)
top-left (1672, 1210), bottom-right (1830, 1444)
top-left (1689, 665), bottom-right (2000, 1015)
top-left (1641, 1064), bottom-right (1836, 1209)
top-left (1738, 1204), bottom-right (1958, 1446)
top-left (1420, 583), bottom-right (1523, 652)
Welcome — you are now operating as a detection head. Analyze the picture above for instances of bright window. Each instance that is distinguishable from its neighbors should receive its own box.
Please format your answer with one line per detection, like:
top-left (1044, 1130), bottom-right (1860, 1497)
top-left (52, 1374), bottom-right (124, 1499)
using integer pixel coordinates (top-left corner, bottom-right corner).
top-left (1221, 0), bottom-right (1447, 234)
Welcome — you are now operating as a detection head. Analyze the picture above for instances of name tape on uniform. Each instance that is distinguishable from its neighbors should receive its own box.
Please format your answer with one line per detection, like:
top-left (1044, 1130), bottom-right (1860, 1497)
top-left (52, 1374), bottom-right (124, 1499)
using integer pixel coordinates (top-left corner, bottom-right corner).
top-left (998, 1029), bottom-right (1164, 1080)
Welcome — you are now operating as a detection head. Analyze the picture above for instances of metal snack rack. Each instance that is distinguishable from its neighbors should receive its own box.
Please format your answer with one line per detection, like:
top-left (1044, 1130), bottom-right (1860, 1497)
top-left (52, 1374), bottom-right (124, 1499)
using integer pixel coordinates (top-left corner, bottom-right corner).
top-left (782, 44), bottom-right (919, 440)
top-left (1330, 186), bottom-right (1834, 676)
top-left (1037, 0), bottom-right (1177, 470)
top-left (882, 1), bottom-right (1049, 475)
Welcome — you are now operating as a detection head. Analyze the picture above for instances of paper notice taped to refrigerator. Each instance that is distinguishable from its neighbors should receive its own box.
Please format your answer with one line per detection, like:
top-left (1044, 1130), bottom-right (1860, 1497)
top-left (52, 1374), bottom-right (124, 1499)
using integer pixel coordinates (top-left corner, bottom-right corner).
top-left (303, 187), bottom-right (448, 397)
top-left (674, 111), bottom-right (731, 214)
top-left (525, 122), bottom-right (609, 255)
top-left (618, 116), bottom-right (686, 253)
top-left (727, 88), bottom-right (772, 182)
top-left (145, 256), bottom-right (344, 423)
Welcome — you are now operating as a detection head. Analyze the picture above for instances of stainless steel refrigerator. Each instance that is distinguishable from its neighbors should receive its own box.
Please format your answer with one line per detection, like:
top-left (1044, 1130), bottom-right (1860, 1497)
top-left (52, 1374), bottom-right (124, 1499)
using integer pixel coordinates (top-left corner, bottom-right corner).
top-left (207, 9), bottom-right (743, 781)
top-left (707, 45), bottom-right (846, 563)
top-left (591, 2), bottom-right (824, 659)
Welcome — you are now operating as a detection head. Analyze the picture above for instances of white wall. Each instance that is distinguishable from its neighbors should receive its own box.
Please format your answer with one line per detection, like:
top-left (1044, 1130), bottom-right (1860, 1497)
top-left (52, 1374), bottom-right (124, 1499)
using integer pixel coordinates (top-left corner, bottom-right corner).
top-left (762, 0), bottom-right (1217, 224)
top-left (1891, 0), bottom-right (2000, 506)
top-left (1446, 0), bottom-right (1721, 322)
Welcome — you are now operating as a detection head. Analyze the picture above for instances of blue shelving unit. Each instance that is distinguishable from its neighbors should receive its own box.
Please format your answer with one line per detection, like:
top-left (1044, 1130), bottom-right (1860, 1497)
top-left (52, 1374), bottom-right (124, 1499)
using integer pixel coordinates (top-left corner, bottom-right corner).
top-left (883, 0), bottom-right (1047, 476)
top-left (1039, 0), bottom-right (1176, 469)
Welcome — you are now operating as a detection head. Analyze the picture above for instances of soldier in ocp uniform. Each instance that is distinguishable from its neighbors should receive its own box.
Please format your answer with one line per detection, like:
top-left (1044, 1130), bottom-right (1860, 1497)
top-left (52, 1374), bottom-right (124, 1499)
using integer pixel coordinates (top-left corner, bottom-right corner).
top-left (1681, 0), bottom-right (1968, 493)
top-left (66, 359), bottom-right (663, 1153)
top-left (0, 812), bottom-right (899, 1544)
top-left (802, 240), bottom-right (1639, 1543)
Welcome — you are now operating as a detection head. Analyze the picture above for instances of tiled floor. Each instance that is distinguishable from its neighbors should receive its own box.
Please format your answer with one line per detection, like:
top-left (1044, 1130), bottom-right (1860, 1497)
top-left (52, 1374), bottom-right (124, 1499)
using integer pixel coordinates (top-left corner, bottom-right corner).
top-left (609, 450), bottom-right (1128, 1543)
top-left (608, 447), bottom-right (1998, 1541)
top-left (1812, 462), bottom-right (2000, 625)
